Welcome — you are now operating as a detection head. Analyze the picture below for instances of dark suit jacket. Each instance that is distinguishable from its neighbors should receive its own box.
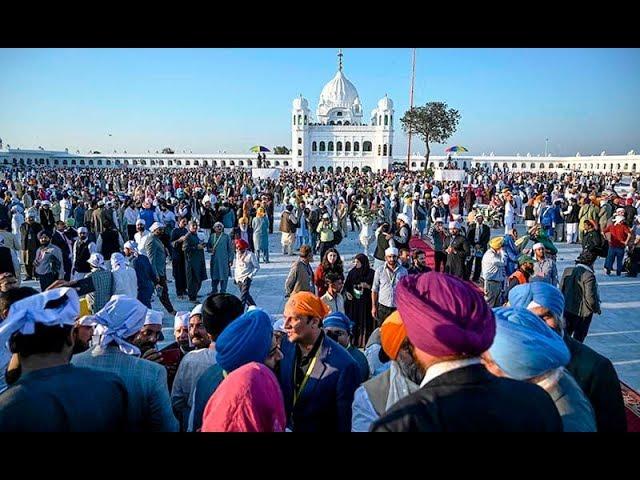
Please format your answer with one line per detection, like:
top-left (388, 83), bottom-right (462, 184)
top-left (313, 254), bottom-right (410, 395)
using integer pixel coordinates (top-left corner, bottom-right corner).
top-left (0, 364), bottom-right (128, 432)
top-left (560, 265), bottom-right (601, 317)
top-left (278, 334), bottom-right (360, 432)
top-left (564, 336), bottom-right (627, 432)
top-left (466, 223), bottom-right (491, 250)
top-left (371, 364), bottom-right (563, 432)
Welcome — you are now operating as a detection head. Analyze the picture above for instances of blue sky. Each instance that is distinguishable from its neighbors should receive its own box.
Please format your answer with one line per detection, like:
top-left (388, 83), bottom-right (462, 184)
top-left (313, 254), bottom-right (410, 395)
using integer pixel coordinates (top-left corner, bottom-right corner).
top-left (1, 48), bottom-right (639, 156)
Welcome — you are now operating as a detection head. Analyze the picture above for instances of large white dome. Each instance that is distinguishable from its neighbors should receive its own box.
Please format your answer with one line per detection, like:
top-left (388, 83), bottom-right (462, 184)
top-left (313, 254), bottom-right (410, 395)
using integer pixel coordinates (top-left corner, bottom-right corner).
top-left (318, 70), bottom-right (361, 109)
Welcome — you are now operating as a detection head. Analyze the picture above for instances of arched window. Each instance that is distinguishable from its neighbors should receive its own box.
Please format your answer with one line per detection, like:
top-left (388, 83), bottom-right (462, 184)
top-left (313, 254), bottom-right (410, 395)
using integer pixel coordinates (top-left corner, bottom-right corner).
top-left (596, 163), bottom-right (600, 169)
top-left (383, 144), bottom-right (387, 156)
top-left (328, 166), bottom-right (334, 173)
top-left (336, 141), bottom-right (342, 151)
top-left (411, 162), bottom-right (416, 167)
top-left (247, 160), bottom-right (252, 166)
top-left (212, 160), bottom-right (218, 167)
top-left (96, 160), bottom-right (102, 166)
top-left (344, 167), bottom-right (350, 173)
top-left (80, 159), bottom-right (85, 166)
top-left (633, 163), bottom-right (637, 171)
top-left (312, 141), bottom-right (317, 152)
top-left (319, 141), bottom-right (326, 152)
top-left (463, 161), bottom-right (467, 168)
top-left (329, 121), bottom-right (335, 125)
top-left (297, 150), bottom-right (302, 156)
top-left (624, 163), bottom-right (629, 170)
top-left (512, 163), bottom-right (517, 168)
top-left (502, 163), bottom-right (508, 169)
top-left (304, 115), bottom-right (307, 125)
top-left (530, 163), bottom-right (536, 169)
top-left (328, 141), bottom-right (334, 151)
top-left (345, 141), bottom-right (351, 152)
top-left (185, 160), bottom-right (191, 166)
top-left (298, 115), bottom-right (302, 125)
top-left (88, 159), bottom-right (93, 166)
top-left (377, 145), bottom-right (381, 156)
top-left (384, 115), bottom-right (388, 126)
top-left (319, 166), bottom-right (325, 173)
top-left (26, 158), bottom-right (32, 165)
top-left (293, 115), bottom-right (296, 125)
top-left (521, 163), bottom-right (526, 169)
top-left (372, 117), bottom-right (377, 126)
top-left (378, 115), bottom-right (382, 125)
top-left (71, 159), bottom-right (77, 166)
top-left (336, 166), bottom-right (342, 174)
top-left (421, 162), bottom-right (425, 168)
top-left (558, 163), bottom-right (564, 168)
top-left (344, 121), bottom-right (350, 125)
top-left (176, 160), bottom-right (182, 166)
top-left (221, 160), bottom-right (226, 167)
top-left (389, 145), bottom-right (392, 155)
top-left (230, 161), bottom-right (235, 166)
top-left (194, 160), bottom-right (200, 166)
top-left (354, 142), bottom-right (360, 152)
top-left (363, 141), bottom-right (372, 152)
top-left (167, 160), bottom-right (173, 166)
top-left (284, 161), bottom-right (289, 167)
top-left (275, 161), bottom-right (280, 166)
top-left (617, 163), bottom-right (621, 170)
top-left (438, 162), bottom-right (444, 167)
top-left (337, 121), bottom-right (342, 126)
top-left (312, 166), bottom-right (317, 173)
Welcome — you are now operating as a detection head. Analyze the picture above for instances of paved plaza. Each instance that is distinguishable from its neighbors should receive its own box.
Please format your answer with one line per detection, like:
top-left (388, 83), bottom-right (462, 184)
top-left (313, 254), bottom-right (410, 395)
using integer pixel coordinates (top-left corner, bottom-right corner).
top-left (26, 209), bottom-right (640, 391)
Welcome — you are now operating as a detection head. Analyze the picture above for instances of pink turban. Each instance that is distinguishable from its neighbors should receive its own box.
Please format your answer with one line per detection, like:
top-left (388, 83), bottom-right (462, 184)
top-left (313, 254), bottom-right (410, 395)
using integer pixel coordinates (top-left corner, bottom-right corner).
top-left (396, 272), bottom-right (496, 357)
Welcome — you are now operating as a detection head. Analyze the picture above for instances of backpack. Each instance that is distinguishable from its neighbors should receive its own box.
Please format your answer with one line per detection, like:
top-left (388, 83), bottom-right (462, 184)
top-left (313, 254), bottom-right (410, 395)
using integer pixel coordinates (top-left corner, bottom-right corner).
top-left (598, 236), bottom-right (609, 258)
top-left (333, 228), bottom-right (343, 245)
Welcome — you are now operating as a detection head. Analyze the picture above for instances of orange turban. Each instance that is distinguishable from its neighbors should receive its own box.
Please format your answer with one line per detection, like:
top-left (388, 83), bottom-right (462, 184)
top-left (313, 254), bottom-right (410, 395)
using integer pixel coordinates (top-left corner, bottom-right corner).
top-left (284, 292), bottom-right (329, 320)
top-left (380, 311), bottom-right (407, 360)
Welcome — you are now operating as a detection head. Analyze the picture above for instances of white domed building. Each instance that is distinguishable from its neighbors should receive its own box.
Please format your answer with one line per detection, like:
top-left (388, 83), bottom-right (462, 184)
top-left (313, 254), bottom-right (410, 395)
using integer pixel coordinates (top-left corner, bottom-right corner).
top-left (291, 50), bottom-right (393, 172)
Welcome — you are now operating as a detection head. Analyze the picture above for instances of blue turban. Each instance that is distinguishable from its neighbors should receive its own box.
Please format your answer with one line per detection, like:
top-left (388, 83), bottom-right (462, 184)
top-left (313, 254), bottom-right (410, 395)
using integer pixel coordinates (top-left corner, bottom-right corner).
top-left (323, 312), bottom-right (353, 333)
top-left (215, 308), bottom-right (273, 373)
top-left (489, 307), bottom-right (570, 380)
top-left (508, 282), bottom-right (565, 321)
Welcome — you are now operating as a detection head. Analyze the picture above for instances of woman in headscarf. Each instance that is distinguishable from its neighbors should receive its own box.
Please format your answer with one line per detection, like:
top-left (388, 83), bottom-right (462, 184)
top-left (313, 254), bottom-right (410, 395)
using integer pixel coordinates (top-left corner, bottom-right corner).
top-left (344, 253), bottom-right (376, 348)
top-left (201, 362), bottom-right (286, 432)
top-left (482, 306), bottom-right (596, 432)
top-left (252, 207), bottom-right (270, 263)
top-left (110, 252), bottom-right (138, 298)
top-left (314, 247), bottom-right (344, 298)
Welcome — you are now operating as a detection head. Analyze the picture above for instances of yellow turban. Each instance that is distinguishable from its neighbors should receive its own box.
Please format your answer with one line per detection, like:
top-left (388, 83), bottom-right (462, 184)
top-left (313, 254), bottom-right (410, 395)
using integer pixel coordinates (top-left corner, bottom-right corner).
top-left (489, 236), bottom-right (504, 250)
top-left (284, 292), bottom-right (329, 320)
top-left (380, 311), bottom-right (407, 361)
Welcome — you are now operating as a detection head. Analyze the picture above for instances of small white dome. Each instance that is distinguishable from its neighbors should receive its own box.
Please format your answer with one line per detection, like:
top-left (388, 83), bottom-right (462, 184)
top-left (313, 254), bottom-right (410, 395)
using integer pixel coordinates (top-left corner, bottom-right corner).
top-left (377, 94), bottom-right (393, 111)
top-left (292, 96), bottom-right (308, 110)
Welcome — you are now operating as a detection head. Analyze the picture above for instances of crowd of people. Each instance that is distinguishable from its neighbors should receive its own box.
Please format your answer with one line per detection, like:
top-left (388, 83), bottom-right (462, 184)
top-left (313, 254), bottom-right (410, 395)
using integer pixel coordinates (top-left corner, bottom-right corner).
top-left (0, 163), bottom-right (637, 432)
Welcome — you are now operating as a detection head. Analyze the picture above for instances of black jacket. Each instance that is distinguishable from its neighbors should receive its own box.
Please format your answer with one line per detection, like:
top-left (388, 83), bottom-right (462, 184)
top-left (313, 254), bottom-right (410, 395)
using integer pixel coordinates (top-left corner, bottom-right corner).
top-left (564, 336), bottom-right (627, 432)
top-left (466, 223), bottom-right (491, 250)
top-left (371, 364), bottom-right (563, 432)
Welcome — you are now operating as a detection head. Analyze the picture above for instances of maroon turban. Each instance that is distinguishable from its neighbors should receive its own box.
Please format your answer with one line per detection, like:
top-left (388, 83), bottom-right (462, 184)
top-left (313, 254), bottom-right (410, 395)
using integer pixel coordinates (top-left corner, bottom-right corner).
top-left (396, 272), bottom-right (496, 357)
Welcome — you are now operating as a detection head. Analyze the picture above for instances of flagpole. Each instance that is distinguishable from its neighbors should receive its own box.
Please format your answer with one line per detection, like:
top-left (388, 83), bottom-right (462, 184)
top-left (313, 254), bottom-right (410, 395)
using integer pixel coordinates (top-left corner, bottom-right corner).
top-left (407, 48), bottom-right (416, 170)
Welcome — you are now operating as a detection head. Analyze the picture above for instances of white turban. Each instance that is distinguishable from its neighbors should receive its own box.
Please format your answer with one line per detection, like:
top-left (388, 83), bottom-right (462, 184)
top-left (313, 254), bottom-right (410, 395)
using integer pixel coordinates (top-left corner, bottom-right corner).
top-left (532, 242), bottom-right (545, 250)
top-left (174, 311), bottom-right (190, 330)
top-left (77, 227), bottom-right (88, 234)
top-left (150, 222), bottom-right (164, 232)
top-left (397, 214), bottom-right (409, 224)
top-left (94, 295), bottom-right (148, 355)
top-left (435, 217), bottom-right (444, 223)
top-left (124, 240), bottom-right (138, 253)
top-left (88, 253), bottom-right (105, 269)
top-left (0, 288), bottom-right (80, 348)
top-left (213, 222), bottom-right (224, 229)
top-left (77, 315), bottom-right (98, 327)
top-left (449, 221), bottom-right (460, 230)
top-left (385, 247), bottom-right (399, 257)
top-left (190, 304), bottom-right (203, 319)
top-left (110, 252), bottom-right (127, 271)
top-left (135, 219), bottom-right (146, 226)
top-left (145, 309), bottom-right (164, 326)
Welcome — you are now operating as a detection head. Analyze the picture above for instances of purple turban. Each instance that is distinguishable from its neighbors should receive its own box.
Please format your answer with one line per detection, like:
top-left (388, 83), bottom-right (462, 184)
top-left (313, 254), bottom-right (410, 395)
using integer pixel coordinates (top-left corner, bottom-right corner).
top-left (396, 272), bottom-right (496, 357)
